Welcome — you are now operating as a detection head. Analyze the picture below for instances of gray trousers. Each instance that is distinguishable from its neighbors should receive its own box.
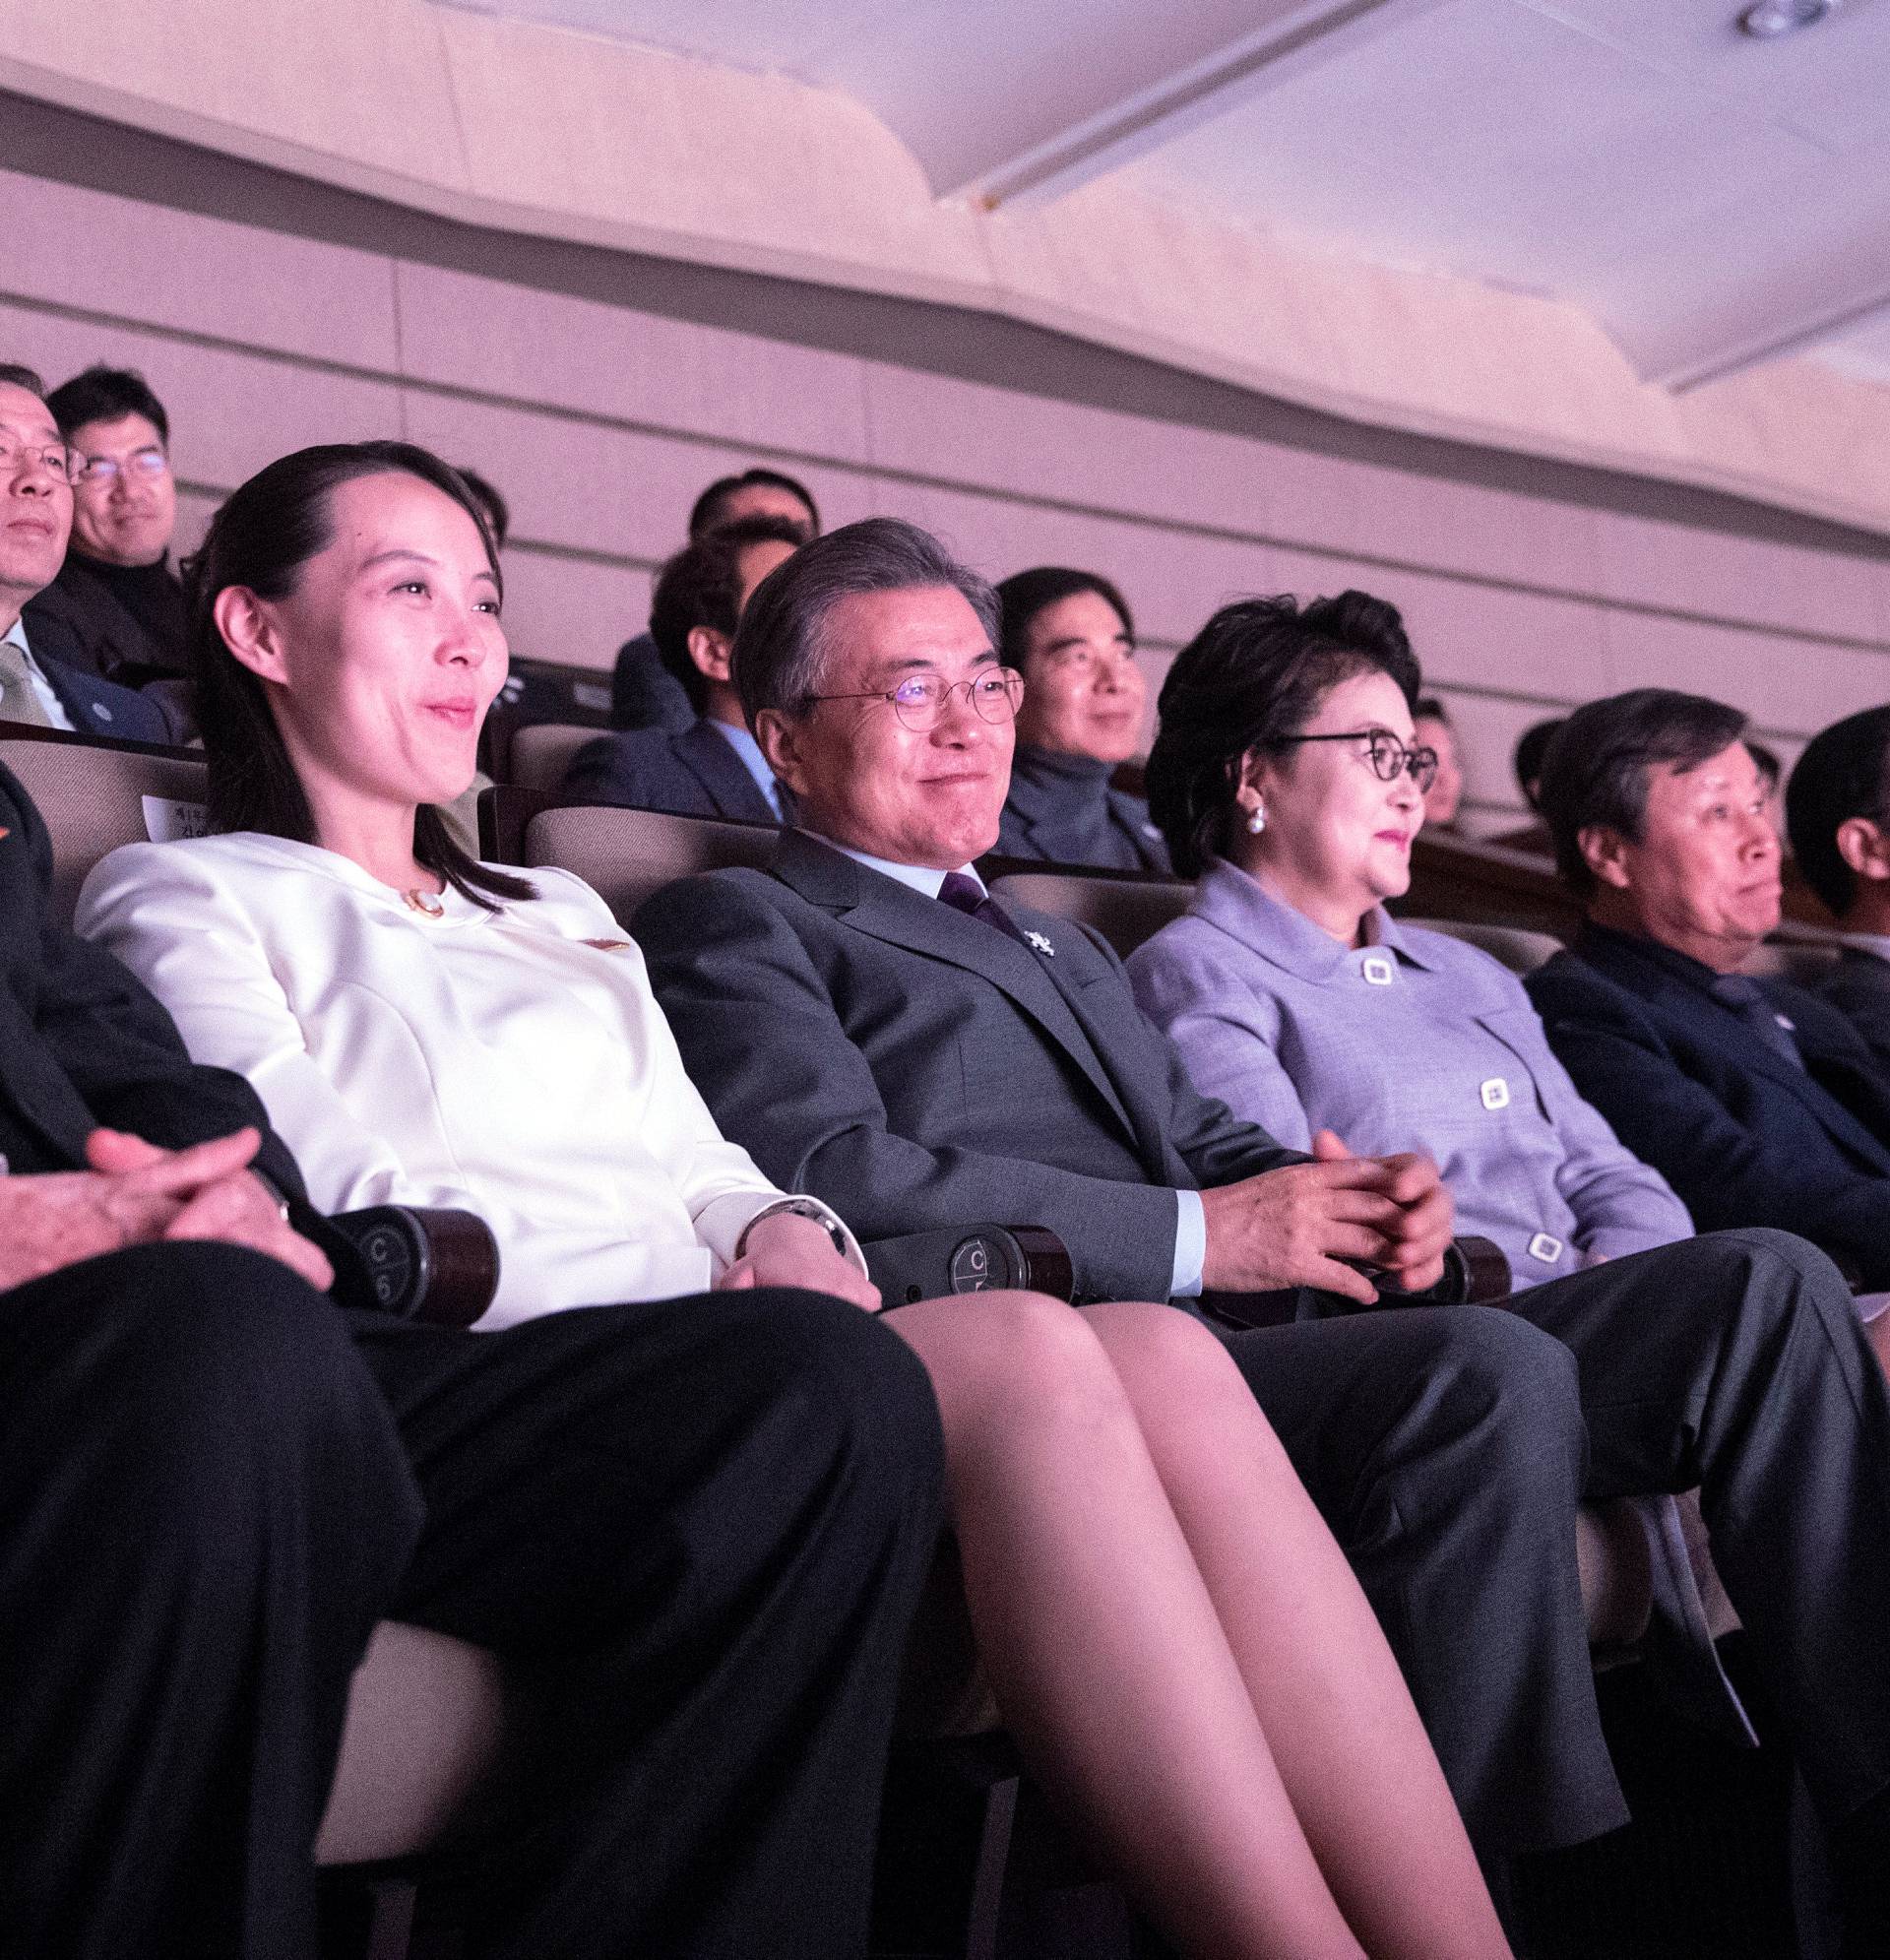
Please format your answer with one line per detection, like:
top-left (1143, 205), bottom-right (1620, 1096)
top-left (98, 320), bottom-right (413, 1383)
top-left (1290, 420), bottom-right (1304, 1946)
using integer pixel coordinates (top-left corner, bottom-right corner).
top-left (1216, 1227), bottom-right (1890, 1857)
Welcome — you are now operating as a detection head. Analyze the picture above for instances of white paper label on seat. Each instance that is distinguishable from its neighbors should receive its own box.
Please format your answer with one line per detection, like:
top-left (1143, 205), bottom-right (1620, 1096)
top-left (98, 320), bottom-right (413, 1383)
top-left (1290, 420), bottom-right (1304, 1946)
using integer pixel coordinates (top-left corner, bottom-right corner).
top-left (1480, 1077), bottom-right (1511, 1110)
top-left (1528, 1233), bottom-right (1565, 1266)
top-left (1360, 955), bottom-right (1395, 985)
top-left (141, 795), bottom-right (210, 843)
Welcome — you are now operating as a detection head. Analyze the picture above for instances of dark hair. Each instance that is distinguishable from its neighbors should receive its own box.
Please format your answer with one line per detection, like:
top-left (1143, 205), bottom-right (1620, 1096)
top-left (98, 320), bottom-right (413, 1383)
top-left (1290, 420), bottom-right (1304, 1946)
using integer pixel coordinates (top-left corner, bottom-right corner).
top-left (687, 468), bottom-right (820, 541)
top-left (455, 466), bottom-right (509, 551)
top-left (1747, 739), bottom-right (1781, 792)
top-left (995, 566), bottom-right (1134, 669)
top-left (732, 517), bottom-right (999, 727)
top-left (1537, 688), bottom-right (1748, 898)
top-left (1145, 590), bottom-right (1421, 878)
top-left (1413, 695), bottom-right (1452, 727)
top-left (0, 363), bottom-right (47, 401)
top-left (1787, 707), bottom-right (1890, 917)
top-left (185, 440), bottom-right (533, 911)
top-left (45, 365), bottom-right (168, 445)
top-left (650, 514), bottom-right (806, 715)
top-left (1513, 718), bottom-right (1564, 807)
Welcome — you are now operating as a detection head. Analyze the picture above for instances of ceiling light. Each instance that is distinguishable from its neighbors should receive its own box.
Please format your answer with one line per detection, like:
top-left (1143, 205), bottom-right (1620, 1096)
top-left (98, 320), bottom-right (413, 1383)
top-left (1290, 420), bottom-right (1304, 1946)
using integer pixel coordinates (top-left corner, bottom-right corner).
top-left (1737, 0), bottom-right (1839, 36)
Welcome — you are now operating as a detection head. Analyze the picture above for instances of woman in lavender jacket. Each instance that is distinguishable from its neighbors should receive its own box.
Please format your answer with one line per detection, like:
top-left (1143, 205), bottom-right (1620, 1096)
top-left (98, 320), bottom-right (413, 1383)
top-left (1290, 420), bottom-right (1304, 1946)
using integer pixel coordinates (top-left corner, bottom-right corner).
top-left (1126, 591), bottom-right (1691, 1289)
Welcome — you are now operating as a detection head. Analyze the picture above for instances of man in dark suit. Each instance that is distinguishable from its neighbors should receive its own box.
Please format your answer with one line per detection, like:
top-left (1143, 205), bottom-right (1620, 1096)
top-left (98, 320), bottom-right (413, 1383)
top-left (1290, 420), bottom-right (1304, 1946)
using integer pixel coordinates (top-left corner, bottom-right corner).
top-left (0, 742), bottom-right (944, 1956)
top-left (636, 520), bottom-right (1890, 1937)
top-left (1786, 704), bottom-right (1890, 1078)
top-left (563, 514), bottom-right (801, 819)
top-left (1527, 688), bottom-right (1890, 1296)
top-left (610, 467), bottom-right (821, 731)
top-left (0, 364), bottom-right (186, 746)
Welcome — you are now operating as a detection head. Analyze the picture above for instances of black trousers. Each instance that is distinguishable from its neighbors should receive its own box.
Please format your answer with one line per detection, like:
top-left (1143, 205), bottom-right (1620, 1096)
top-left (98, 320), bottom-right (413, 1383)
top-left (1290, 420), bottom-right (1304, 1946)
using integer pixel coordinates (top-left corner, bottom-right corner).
top-left (0, 1241), bottom-right (945, 1960)
top-left (1218, 1227), bottom-right (1890, 1858)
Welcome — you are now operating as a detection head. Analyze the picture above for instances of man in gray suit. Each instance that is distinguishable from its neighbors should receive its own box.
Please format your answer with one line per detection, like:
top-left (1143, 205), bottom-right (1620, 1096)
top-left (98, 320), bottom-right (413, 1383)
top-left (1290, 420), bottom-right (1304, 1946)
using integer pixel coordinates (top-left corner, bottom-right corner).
top-left (562, 516), bottom-right (802, 821)
top-left (636, 520), bottom-right (1890, 1936)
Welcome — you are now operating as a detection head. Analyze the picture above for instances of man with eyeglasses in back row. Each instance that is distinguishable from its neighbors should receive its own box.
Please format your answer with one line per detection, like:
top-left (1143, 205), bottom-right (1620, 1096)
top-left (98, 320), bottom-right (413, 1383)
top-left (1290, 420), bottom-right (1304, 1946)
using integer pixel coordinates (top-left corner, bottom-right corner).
top-left (0, 364), bottom-right (183, 744)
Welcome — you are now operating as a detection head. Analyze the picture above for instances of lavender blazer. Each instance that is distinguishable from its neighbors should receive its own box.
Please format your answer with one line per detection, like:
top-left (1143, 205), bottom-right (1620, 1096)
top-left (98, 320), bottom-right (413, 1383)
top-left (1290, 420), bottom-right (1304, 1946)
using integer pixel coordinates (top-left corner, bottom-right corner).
top-left (1126, 860), bottom-right (1692, 1288)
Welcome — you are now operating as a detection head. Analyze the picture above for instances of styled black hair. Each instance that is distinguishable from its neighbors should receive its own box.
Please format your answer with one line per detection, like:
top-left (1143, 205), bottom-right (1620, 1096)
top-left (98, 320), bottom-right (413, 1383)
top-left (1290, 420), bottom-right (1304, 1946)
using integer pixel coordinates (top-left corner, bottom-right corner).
top-left (1786, 707), bottom-right (1890, 918)
top-left (455, 466), bottom-right (510, 551)
top-left (732, 517), bottom-right (998, 728)
top-left (1536, 688), bottom-right (1749, 898)
top-left (1145, 590), bottom-right (1421, 878)
top-left (687, 468), bottom-right (820, 542)
top-left (185, 440), bottom-right (532, 911)
top-left (0, 363), bottom-right (47, 400)
top-left (995, 566), bottom-right (1135, 670)
top-left (1513, 717), bottom-right (1564, 809)
top-left (648, 514), bottom-right (807, 715)
top-left (46, 365), bottom-right (169, 444)
top-left (1413, 695), bottom-right (1452, 726)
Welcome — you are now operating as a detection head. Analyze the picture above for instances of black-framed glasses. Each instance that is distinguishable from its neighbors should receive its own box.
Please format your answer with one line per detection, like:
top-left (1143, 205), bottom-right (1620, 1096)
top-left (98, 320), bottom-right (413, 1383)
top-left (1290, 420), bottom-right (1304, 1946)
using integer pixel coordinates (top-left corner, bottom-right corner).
top-left (1275, 728), bottom-right (1439, 792)
top-left (0, 437), bottom-right (83, 485)
top-left (806, 667), bottom-right (1025, 732)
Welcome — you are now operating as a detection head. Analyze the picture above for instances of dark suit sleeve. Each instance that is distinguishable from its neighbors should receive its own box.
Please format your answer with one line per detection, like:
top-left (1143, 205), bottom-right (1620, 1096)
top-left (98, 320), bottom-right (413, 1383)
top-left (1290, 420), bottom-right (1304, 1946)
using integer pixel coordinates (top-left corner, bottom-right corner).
top-left (558, 734), bottom-right (635, 806)
top-left (4, 765), bottom-right (307, 1202)
top-left (637, 874), bottom-right (1188, 1301)
top-left (1529, 960), bottom-right (1890, 1285)
top-left (1820, 962), bottom-right (1890, 1084)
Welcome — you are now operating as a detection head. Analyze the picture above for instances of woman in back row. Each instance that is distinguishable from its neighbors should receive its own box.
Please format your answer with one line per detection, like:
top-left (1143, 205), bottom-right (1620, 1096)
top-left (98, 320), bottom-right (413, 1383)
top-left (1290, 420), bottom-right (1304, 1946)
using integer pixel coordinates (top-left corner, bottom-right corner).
top-left (79, 442), bottom-right (1509, 1960)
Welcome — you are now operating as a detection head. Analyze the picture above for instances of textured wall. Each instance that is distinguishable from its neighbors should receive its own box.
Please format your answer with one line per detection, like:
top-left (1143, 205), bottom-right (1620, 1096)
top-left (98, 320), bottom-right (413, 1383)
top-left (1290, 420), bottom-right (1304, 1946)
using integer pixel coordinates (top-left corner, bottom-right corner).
top-left (5, 160), bottom-right (1889, 833)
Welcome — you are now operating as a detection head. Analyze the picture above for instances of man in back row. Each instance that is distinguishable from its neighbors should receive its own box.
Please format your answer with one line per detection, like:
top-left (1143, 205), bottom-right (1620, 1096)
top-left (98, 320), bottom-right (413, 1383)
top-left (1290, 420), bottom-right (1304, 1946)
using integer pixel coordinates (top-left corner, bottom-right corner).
top-left (634, 517), bottom-right (1890, 1944)
top-left (562, 513), bottom-right (802, 819)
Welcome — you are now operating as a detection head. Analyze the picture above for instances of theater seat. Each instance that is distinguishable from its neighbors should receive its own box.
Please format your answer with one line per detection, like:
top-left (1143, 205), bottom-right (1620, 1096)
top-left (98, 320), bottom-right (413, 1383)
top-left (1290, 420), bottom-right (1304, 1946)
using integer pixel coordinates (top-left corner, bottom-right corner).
top-left (1744, 938), bottom-right (1843, 987)
top-left (986, 869), bottom-right (1190, 959)
top-left (1404, 916), bottom-right (1565, 977)
top-left (519, 799), bottom-right (778, 923)
top-left (504, 721), bottom-right (605, 793)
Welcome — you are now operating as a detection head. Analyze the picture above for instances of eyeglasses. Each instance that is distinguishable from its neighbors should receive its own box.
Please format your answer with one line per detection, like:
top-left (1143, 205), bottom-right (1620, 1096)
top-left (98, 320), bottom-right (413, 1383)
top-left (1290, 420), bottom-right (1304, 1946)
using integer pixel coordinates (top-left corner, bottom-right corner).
top-left (77, 447), bottom-right (169, 487)
top-left (0, 437), bottom-right (82, 485)
top-left (806, 667), bottom-right (1025, 732)
top-left (1275, 728), bottom-right (1440, 793)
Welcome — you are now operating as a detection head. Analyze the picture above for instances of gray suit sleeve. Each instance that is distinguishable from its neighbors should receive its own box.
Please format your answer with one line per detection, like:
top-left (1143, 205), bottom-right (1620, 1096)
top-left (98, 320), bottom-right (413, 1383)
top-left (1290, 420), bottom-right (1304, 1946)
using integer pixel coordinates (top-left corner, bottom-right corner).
top-left (638, 876), bottom-right (1187, 1301)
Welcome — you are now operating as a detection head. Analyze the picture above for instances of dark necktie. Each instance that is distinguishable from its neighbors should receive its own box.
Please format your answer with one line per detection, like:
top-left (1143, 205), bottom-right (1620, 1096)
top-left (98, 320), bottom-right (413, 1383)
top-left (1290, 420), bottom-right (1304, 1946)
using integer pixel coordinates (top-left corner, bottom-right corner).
top-left (938, 870), bottom-right (1029, 948)
top-left (1710, 974), bottom-right (1804, 1070)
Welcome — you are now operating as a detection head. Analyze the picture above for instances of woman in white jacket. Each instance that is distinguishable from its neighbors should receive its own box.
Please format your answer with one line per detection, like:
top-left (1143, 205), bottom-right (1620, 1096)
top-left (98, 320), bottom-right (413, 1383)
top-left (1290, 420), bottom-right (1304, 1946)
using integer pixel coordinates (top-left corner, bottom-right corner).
top-left (82, 442), bottom-right (1508, 1960)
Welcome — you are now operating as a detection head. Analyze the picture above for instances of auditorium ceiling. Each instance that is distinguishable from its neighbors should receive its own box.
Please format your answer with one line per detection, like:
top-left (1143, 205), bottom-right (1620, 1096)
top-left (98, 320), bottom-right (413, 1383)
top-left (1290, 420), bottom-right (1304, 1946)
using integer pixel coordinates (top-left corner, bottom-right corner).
top-left (471, 0), bottom-right (1890, 390)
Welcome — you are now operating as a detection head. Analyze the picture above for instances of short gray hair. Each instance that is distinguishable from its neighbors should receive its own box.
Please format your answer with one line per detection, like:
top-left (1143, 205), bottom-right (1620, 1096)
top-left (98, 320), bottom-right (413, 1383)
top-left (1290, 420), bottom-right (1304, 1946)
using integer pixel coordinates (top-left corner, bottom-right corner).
top-left (731, 516), bottom-right (1001, 726)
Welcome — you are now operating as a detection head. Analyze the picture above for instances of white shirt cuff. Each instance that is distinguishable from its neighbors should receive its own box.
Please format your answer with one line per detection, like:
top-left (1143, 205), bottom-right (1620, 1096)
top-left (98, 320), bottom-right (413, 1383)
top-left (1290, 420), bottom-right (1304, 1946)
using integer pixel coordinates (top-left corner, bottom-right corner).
top-left (1170, 1188), bottom-right (1207, 1298)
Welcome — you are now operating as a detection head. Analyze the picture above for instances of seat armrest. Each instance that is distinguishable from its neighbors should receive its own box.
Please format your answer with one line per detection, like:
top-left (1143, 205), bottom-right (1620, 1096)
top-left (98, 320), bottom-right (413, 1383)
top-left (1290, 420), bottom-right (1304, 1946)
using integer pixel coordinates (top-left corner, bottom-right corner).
top-left (1369, 1234), bottom-right (1512, 1307)
top-left (865, 1226), bottom-right (1074, 1309)
top-left (326, 1207), bottom-right (500, 1328)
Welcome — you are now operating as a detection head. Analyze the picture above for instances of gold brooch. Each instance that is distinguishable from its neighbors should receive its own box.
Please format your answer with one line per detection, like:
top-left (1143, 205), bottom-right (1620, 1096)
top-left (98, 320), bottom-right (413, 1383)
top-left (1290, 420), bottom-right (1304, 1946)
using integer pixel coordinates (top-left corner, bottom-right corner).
top-left (402, 888), bottom-right (446, 917)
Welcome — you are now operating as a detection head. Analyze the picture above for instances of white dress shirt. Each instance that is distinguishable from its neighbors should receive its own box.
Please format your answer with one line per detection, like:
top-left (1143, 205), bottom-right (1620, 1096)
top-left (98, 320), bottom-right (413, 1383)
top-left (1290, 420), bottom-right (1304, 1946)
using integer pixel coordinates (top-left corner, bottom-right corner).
top-left (79, 832), bottom-right (858, 1329)
top-left (1, 617), bottom-right (76, 730)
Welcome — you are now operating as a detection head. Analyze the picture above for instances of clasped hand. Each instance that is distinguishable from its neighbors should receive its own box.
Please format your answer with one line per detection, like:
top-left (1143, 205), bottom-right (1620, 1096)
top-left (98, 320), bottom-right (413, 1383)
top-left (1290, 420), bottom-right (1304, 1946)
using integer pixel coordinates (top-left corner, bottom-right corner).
top-left (0, 1126), bottom-right (333, 1296)
top-left (1199, 1129), bottom-right (1454, 1306)
top-left (717, 1209), bottom-right (881, 1313)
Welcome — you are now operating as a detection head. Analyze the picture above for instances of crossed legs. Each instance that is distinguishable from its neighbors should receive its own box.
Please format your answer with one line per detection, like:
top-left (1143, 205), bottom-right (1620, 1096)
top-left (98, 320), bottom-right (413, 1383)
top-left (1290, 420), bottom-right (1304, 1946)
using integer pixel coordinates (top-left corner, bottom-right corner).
top-left (885, 1291), bottom-right (1509, 1960)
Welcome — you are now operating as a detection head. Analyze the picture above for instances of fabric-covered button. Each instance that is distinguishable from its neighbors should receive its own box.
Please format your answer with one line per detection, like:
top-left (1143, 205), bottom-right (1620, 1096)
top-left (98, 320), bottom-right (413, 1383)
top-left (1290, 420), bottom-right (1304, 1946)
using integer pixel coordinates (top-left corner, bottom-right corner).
top-left (1480, 1077), bottom-right (1510, 1110)
top-left (1361, 955), bottom-right (1395, 985)
top-left (1527, 1232), bottom-right (1565, 1265)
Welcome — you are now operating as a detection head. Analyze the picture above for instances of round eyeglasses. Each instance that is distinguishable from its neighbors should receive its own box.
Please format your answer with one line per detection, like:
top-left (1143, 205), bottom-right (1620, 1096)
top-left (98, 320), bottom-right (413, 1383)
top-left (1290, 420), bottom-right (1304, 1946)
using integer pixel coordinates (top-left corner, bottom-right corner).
top-left (806, 667), bottom-right (1025, 733)
top-left (1274, 729), bottom-right (1439, 793)
top-left (77, 447), bottom-right (169, 487)
top-left (0, 437), bottom-right (84, 486)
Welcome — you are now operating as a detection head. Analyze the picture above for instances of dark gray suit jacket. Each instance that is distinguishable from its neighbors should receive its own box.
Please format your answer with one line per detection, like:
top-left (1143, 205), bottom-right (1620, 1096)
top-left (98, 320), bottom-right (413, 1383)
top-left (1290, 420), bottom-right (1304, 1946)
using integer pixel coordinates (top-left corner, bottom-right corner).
top-left (1818, 948), bottom-right (1890, 1083)
top-left (634, 829), bottom-right (1299, 1302)
top-left (559, 717), bottom-right (782, 823)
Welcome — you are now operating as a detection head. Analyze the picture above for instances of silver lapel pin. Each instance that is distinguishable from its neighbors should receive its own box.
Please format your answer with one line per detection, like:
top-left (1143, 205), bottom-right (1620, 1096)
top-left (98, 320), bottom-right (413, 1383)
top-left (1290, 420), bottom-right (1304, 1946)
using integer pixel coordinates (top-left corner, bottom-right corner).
top-left (1026, 929), bottom-right (1056, 957)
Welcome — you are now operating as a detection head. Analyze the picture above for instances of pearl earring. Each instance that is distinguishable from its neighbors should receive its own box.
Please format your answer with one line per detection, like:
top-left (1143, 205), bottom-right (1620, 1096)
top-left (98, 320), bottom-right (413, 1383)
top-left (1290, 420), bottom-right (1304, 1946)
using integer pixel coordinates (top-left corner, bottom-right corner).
top-left (1246, 802), bottom-right (1267, 836)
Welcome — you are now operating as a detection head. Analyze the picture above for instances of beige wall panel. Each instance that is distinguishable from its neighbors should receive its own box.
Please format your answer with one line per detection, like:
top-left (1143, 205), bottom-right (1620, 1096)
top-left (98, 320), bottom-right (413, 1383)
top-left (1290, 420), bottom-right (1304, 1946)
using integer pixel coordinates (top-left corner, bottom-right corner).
top-left (497, 552), bottom-right (651, 675)
top-left (0, 167), bottom-right (400, 372)
top-left (1592, 508), bottom-right (1886, 646)
top-left (396, 263), bottom-right (870, 460)
top-left (0, 301), bottom-right (401, 489)
top-left (1598, 610), bottom-right (1890, 740)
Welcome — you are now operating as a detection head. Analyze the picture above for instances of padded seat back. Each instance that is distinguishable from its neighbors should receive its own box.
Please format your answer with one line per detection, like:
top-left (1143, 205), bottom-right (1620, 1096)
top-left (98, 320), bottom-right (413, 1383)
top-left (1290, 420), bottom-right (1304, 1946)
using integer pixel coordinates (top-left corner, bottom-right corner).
top-left (1743, 939), bottom-right (1842, 987)
top-left (523, 803), bottom-right (778, 926)
top-left (1403, 916), bottom-right (1565, 977)
top-left (987, 871), bottom-right (1190, 959)
top-left (507, 722), bottom-right (602, 793)
top-left (1, 734), bottom-right (207, 926)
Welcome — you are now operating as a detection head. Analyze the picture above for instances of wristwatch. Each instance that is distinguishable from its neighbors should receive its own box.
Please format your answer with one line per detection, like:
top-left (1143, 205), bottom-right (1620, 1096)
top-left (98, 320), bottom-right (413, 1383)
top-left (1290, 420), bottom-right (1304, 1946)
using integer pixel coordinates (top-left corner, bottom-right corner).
top-left (736, 1197), bottom-right (850, 1261)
